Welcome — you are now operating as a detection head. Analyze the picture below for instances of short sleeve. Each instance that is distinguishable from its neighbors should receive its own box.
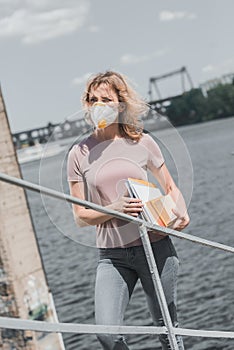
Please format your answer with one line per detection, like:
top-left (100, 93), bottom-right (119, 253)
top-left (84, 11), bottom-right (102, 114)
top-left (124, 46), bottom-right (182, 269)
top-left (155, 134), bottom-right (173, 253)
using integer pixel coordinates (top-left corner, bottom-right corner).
top-left (144, 134), bottom-right (165, 170)
top-left (67, 145), bottom-right (84, 182)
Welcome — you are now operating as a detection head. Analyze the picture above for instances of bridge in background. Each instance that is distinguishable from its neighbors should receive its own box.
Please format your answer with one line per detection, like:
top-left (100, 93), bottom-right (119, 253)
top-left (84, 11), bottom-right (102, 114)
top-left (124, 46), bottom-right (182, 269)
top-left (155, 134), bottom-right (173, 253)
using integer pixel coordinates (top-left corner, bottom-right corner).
top-left (148, 66), bottom-right (194, 115)
top-left (13, 118), bottom-right (90, 149)
top-left (12, 68), bottom-right (234, 148)
top-left (13, 66), bottom-right (194, 148)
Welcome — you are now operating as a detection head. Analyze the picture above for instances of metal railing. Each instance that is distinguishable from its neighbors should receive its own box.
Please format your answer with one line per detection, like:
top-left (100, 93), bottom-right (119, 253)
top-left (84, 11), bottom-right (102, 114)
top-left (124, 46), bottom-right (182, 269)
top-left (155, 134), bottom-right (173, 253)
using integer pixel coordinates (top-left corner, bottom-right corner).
top-left (0, 172), bottom-right (234, 349)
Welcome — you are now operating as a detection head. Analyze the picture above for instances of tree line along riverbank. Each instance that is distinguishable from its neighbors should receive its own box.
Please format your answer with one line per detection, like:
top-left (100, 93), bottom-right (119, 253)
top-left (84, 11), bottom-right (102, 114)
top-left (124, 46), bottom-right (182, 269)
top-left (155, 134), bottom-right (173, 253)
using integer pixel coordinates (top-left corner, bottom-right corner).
top-left (165, 81), bottom-right (234, 126)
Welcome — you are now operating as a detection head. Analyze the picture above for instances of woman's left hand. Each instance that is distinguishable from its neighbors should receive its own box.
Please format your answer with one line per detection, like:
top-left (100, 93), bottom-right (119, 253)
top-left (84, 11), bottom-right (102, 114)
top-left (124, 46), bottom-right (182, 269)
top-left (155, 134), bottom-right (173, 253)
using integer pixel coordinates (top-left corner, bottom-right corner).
top-left (171, 209), bottom-right (190, 231)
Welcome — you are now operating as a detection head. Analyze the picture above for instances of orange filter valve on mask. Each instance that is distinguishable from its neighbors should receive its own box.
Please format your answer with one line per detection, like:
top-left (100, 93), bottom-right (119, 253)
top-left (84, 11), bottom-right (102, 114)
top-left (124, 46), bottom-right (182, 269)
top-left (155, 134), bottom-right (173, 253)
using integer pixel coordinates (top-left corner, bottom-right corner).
top-left (90, 102), bottom-right (118, 129)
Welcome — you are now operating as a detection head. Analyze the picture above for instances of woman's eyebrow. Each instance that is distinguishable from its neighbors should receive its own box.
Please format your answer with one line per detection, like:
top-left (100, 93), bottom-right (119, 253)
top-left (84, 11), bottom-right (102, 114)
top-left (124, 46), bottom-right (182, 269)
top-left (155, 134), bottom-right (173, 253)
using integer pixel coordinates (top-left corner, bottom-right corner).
top-left (101, 96), bottom-right (112, 100)
top-left (89, 93), bottom-right (113, 100)
top-left (90, 95), bottom-right (112, 100)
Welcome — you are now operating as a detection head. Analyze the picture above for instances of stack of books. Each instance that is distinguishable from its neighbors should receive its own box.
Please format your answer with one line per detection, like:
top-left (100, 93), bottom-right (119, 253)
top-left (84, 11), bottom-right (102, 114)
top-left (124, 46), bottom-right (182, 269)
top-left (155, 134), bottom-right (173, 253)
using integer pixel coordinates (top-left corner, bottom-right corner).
top-left (125, 178), bottom-right (177, 227)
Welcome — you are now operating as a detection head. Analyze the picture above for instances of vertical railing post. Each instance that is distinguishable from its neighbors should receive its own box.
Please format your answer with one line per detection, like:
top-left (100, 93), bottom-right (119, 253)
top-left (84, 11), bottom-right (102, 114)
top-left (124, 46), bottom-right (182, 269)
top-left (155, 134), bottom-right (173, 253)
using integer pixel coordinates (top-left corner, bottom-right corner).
top-left (139, 224), bottom-right (179, 350)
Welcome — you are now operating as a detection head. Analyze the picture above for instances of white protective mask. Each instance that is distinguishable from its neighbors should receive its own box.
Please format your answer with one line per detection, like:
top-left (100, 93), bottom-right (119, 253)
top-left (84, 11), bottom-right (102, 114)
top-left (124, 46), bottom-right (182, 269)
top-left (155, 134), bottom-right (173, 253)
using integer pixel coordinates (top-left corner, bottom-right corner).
top-left (90, 102), bottom-right (119, 129)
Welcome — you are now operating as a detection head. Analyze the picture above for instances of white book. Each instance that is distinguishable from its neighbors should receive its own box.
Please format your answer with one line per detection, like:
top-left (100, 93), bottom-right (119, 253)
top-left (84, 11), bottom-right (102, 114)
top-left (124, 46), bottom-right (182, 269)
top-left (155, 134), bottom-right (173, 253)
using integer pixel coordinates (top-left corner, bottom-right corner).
top-left (127, 178), bottom-right (162, 204)
top-left (126, 178), bottom-right (162, 224)
top-left (126, 178), bottom-right (177, 227)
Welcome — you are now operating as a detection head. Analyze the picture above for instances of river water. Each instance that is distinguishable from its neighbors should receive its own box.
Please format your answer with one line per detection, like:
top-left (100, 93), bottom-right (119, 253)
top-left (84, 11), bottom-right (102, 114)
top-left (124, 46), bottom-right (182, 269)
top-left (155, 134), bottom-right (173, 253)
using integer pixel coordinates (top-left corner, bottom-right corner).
top-left (20, 117), bottom-right (234, 350)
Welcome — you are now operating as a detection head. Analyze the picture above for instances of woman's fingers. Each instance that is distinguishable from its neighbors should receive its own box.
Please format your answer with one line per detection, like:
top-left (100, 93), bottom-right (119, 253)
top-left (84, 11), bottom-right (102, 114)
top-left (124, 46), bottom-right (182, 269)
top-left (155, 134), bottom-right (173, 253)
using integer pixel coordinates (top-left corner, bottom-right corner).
top-left (125, 202), bottom-right (143, 209)
top-left (124, 205), bottom-right (143, 213)
top-left (124, 197), bottom-right (142, 203)
top-left (122, 197), bottom-right (143, 216)
top-left (172, 207), bottom-right (183, 218)
top-left (171, 213), bottom-right (190, 231)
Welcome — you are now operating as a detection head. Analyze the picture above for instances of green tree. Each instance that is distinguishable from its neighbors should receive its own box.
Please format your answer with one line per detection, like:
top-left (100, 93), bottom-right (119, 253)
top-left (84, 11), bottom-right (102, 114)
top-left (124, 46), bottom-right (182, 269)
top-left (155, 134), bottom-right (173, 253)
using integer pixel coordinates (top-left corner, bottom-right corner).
top-left (166, 88), bottom-right (206, 126)
top-left (165, 83), bottom-right (234, 126)
top-left (205, 83), bottom-right (234, 120)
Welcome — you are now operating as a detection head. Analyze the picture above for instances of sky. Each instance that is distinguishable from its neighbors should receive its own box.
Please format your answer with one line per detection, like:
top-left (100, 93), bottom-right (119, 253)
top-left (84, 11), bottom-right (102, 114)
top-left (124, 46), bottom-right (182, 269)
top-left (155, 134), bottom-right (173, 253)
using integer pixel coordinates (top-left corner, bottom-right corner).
top-left (0, 0), bottom-right (234, 133)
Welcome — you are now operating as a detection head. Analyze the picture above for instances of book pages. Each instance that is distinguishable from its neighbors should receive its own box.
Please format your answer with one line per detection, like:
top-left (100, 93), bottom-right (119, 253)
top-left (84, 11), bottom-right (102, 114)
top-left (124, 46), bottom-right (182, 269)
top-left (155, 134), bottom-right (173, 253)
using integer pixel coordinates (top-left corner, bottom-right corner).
top-left (127, 178), bottom-right (162, 203)
top-left (149, 194), bottom-right (177, 227)
top-left (126, 178), bottom-right (177, 227)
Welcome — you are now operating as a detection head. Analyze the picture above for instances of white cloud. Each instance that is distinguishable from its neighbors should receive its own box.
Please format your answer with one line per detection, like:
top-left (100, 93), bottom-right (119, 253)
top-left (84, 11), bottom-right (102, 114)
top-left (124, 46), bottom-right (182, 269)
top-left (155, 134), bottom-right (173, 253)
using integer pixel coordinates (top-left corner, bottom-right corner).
top-left (72, 72), bottom-right (93, 86)
top-left (0, 0), bottom-right (90, 44)
top-left (120, 49), bottom-right (168, 65)
top-left (159, 10), bottom-right (197, 22)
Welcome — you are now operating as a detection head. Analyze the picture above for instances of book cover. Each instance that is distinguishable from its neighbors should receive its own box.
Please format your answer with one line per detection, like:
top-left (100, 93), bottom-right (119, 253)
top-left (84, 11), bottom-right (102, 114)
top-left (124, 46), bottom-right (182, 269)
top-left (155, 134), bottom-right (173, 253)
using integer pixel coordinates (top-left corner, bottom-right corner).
top-left (126, 178), bottom-right (177, 227)
top-left (147, 195), bottom-right (177, 227)
top-left (127, 178), bottom-right (162, 203)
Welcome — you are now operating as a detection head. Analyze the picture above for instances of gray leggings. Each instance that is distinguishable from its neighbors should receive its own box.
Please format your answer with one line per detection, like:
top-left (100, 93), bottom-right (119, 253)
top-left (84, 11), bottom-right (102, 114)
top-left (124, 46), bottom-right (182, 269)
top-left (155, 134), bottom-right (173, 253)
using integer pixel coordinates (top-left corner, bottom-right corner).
top-left (95, 236), bottom-right (184, 350)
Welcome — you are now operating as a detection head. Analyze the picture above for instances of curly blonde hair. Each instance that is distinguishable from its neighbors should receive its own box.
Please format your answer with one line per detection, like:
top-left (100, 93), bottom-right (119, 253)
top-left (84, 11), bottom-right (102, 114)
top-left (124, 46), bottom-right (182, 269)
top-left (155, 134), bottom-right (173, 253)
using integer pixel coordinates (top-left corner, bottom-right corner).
top-left (82, 71), bottom-right (149, 141)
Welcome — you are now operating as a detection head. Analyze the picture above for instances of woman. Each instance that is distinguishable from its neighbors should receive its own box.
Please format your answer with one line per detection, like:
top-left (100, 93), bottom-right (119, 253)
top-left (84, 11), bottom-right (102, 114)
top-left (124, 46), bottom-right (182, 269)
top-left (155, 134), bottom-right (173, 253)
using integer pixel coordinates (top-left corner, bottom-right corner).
top-left (67, 71), bottom-right (190, 350)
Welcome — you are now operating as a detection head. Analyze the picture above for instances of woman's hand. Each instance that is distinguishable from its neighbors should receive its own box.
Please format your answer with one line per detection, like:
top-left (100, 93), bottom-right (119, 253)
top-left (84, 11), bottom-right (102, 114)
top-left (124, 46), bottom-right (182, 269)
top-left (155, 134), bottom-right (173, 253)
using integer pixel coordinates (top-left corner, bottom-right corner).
top-left (111, 196), bottom-right (143, 217)
top-left (171, 208), bottom-right (190, 231)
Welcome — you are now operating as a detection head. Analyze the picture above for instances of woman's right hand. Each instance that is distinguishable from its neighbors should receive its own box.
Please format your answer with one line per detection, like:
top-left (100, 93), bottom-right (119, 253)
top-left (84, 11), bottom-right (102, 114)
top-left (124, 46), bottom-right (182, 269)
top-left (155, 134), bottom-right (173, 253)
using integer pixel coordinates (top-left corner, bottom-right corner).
top-left (110, 196), bottom-right (143, 217)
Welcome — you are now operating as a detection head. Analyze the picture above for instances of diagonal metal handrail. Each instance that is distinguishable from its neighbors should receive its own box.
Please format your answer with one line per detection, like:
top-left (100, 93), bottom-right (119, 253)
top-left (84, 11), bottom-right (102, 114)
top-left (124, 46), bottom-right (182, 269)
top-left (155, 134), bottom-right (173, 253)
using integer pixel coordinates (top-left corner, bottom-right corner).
top-left (0, 172), bottom-right (234, 254)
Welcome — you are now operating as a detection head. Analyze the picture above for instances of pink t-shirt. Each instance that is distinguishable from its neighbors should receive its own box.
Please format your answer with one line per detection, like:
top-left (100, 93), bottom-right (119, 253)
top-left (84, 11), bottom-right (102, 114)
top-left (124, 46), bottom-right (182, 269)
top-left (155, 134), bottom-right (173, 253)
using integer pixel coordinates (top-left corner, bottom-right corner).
top-left (67, 133), bottom-right (165, 248)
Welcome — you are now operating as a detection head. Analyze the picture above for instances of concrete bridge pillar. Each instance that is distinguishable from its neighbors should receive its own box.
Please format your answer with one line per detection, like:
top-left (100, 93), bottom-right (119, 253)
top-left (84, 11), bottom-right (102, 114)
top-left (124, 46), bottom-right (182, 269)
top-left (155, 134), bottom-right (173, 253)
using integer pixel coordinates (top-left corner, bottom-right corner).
top-left (0, 87), bottom-right (64, 349)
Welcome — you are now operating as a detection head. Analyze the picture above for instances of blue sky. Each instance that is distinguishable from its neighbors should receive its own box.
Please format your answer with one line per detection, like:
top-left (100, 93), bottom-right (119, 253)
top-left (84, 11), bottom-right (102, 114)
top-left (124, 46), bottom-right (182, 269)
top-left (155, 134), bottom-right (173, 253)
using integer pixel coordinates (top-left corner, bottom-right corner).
top-left (0, 0), bottom-right (234, 132)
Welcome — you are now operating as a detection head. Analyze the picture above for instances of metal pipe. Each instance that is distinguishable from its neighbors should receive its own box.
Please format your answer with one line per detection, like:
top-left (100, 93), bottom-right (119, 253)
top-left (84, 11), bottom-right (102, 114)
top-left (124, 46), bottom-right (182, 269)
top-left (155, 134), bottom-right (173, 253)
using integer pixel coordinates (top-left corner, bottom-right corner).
top-left (1, 316), bottom-right (234, 339)
top-left (0, 172), bottom-right (234, 254)
top-left (139, 224), bottom-right (179, 349)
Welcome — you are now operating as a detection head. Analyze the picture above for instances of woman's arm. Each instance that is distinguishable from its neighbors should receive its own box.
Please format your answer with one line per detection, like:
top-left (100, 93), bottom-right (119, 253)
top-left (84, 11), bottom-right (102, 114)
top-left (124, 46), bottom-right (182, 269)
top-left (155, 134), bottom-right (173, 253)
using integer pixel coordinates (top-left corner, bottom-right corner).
top-left (69, 181), bottom-right (143, 227)
top-left (150, 163), bottom-right (190, 231)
